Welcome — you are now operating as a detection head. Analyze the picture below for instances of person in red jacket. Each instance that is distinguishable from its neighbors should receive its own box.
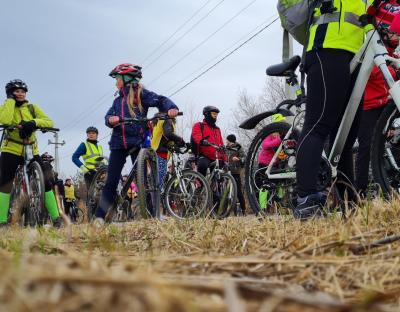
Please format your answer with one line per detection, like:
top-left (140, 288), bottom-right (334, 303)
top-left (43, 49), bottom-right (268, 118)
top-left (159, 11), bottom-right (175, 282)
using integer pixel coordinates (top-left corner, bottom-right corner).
top-left (356, 3), bottom-right (400, 195)
top-left (191, 106), bottom-right (226, 176)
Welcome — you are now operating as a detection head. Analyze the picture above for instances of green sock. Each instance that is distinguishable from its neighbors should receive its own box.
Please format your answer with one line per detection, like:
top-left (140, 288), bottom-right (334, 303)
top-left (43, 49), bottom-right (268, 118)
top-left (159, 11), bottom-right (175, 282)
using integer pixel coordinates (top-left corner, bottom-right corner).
top-left (0, 192), bottom-right (11, 223)
top-left (45, 191), bottom-right (60, 220)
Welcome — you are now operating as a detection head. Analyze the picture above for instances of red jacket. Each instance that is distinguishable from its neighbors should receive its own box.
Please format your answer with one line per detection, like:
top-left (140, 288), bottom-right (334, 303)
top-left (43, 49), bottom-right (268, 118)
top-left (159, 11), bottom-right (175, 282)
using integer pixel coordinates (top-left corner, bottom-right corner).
top-left (191, 120), bottom-right (226, 161)
top-left (364, 66), bottom-right (396, 111)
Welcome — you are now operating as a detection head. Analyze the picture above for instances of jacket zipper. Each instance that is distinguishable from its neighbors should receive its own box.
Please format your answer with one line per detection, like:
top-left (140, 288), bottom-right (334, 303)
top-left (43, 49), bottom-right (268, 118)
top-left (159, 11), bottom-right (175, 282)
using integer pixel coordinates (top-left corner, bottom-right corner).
top-left (121, 88), bottom-right (128, 149)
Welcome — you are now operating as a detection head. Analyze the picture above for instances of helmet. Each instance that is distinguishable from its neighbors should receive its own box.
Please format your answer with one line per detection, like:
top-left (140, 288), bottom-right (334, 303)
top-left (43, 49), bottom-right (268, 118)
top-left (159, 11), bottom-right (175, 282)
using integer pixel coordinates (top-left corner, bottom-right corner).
top-left (86, 126), bottom-right (98, 134)
top-left (5, 79), bottom-right (28, 95)
top-left (376, 3), bottom-right (400, 49)
top-left (109, 63), bottom-right (142, 81)
top-left (202, 106), bottom-right (220, 115)
top-left (272, 113), bottom-right (286, 122)
top-left (41, 152), bottom-right (54, 163)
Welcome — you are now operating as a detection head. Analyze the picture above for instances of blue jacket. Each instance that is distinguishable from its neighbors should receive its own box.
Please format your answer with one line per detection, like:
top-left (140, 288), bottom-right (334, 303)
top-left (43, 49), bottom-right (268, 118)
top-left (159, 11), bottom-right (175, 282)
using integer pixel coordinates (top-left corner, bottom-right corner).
top-left (105, 86), bottom-right (178, 150)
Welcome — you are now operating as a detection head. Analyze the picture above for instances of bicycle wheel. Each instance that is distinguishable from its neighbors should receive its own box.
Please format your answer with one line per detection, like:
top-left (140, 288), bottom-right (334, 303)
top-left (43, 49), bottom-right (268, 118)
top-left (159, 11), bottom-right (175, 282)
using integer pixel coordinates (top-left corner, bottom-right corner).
top-left (24, 161), bottom-right (47, 227)
top-left (87, 166), bottom-right (108, 221)
top-left (9, 169), bottom-right (28, 224)
top-left (210, 172), bottom-right (237, 218)
top-left (136, 148), bottom-right (160, 219)
top-left (163, 170), bottom-right (211, 219)
top-left (244, 122), bottom-right (297, 215)
top-left (371, 102), bottom-right (400, 196)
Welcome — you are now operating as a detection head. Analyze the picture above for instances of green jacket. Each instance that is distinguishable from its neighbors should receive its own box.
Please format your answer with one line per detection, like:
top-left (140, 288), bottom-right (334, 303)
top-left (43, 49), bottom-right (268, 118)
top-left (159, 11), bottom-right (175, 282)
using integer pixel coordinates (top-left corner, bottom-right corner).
top-left (0, 99), bottom-right (53, 156)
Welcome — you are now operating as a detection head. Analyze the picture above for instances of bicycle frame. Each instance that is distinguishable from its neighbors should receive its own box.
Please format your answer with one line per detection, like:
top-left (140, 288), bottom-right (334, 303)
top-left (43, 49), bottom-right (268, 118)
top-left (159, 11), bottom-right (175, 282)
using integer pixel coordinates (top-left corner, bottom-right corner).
top-left (263, 27), bottom-right (400, 182)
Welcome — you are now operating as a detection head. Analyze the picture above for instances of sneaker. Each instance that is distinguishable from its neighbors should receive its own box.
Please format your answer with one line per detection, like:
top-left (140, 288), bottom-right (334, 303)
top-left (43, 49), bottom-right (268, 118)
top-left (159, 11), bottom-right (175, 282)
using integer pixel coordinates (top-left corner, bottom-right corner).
top-left (293, 193), bottom-right (325, 220)
top-left (52, 217), bottom-right (63, 228)
top-left (93, 217), bottom-right (105, 228)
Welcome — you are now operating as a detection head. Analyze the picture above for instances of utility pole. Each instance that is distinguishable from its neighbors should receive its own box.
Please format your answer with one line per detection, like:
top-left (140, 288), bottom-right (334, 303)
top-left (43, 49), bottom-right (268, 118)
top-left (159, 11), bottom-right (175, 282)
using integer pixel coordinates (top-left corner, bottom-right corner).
top-left (48, 132), bottom-right (65, 173)
top-left (282, 30), bottom-right (294, 99)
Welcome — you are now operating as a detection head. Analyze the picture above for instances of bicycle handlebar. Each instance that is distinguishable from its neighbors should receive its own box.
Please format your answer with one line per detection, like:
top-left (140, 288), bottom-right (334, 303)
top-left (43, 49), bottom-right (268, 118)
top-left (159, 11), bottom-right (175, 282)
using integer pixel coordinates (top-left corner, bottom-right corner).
top-left (0, 125), bottom-right (60, 133)
top-left (119, 112), bottom-right (183, 125)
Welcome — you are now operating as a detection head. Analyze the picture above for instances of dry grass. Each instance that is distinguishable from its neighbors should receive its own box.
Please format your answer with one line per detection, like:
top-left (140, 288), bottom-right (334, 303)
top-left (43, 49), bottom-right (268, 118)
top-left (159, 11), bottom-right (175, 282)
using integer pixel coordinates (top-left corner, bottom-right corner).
top-left (1, 198), bottom-right (400, 311)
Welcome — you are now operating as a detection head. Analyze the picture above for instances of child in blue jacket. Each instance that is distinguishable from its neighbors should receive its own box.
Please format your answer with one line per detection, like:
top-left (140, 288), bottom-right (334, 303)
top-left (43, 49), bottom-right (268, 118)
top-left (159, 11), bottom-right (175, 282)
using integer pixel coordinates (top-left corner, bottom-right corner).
top-left (94, 63), bottom-right (179, 222)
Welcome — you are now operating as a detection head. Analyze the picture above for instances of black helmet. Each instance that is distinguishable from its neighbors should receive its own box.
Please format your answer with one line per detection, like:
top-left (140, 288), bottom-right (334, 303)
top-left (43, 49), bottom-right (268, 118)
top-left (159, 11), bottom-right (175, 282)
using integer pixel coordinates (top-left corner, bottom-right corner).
top-left (202, 106), bottom-right (220, 115)
top-left (86, 126), bottom-right (98, 134)
top-left (5, 79), bottom-right (28, 95)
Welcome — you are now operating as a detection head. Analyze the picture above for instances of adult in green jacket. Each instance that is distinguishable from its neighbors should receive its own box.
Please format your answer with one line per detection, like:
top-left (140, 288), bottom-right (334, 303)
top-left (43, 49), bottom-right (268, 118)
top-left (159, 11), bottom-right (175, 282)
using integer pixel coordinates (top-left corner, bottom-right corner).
top-left (295, 0), bottom-right (372, 219)
top-left (0, 79), bottom-right (61, 226)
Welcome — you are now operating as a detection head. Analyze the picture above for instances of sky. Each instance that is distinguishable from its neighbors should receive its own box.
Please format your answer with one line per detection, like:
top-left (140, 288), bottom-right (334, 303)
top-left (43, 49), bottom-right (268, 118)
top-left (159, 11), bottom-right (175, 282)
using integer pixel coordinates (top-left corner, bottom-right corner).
top-left (0, 0), bottom-right (301, 177)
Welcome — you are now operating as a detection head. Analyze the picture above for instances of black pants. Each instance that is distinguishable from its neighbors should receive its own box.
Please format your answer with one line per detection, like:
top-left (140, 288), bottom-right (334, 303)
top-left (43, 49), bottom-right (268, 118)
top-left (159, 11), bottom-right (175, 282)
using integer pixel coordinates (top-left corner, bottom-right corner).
top-left (232, 173), bottom-right (246, 214)
top-left (0, 152), bottom-right (53, 193)
top-left (356, 106), bottom-right (385, 191)
top-left (96, 149), bottom-right (138, 218)
top-left (297, 49), bottom-right (362, 197)
top-left (197, 156), bottom-right (225, 177)
top-left (84, 171), bottom-right (96, 190)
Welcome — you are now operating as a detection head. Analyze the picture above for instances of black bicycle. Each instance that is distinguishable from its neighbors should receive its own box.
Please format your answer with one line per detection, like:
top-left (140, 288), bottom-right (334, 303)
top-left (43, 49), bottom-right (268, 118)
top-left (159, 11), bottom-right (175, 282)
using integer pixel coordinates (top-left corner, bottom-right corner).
top-left (0, 125), bottom-right (60, 226)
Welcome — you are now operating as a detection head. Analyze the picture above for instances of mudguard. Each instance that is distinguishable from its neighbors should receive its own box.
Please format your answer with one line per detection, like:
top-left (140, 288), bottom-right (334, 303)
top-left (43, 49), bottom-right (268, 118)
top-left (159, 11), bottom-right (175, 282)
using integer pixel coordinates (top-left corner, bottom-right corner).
top-left (239, 108), bottom-right (294, 130)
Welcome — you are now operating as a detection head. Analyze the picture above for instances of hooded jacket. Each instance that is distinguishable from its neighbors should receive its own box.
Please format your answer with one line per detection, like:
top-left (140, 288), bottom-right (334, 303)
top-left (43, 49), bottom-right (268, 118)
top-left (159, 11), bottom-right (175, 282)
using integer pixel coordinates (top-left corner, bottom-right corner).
top-left (105, 86), bottom-right (178, 150)
top-left (226, 142), bottom-right (245, 175)
top-left (0, 99), bottom-right (53, 156)
top-left (191, 120), bottom-right (226, 161)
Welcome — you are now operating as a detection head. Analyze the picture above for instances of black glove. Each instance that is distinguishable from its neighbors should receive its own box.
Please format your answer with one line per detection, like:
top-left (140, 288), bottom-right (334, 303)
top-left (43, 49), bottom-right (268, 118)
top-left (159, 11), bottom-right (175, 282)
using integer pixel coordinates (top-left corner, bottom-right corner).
top-left (19, 120), bottom-right (36, 139)
top-left (200, 139), bottom-right (210, 146)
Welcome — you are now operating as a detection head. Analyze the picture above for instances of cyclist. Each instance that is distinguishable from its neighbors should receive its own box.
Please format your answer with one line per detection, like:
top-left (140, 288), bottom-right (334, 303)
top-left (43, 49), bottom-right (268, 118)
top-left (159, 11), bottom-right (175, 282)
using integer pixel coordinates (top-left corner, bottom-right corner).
top-left (94, 63), bottom-right (179, 223)
top-left (356, 2), bottom-right (400, 196)
top-left (0, 79), bottom-right (61, 227)
top-left (191, 106), bottom-right (226, 177)
top-left (294, 0), bottom-right (374, 219)
top-left (226, 134), bottom-right (246, 215)
top-left (64, 178), bottom-right (78, 219)
top-left (72, 126), bottom-right (104, 189)
top-left (150, 112), bottom-right (185, 189)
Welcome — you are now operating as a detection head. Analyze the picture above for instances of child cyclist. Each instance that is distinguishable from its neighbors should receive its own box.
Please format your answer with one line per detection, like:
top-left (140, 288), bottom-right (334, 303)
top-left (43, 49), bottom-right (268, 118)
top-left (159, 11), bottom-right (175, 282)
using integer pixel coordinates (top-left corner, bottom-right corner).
top-left (94, 64), bottom-right (179, 224)
top-left (0, 80), bottom-right (61, 227)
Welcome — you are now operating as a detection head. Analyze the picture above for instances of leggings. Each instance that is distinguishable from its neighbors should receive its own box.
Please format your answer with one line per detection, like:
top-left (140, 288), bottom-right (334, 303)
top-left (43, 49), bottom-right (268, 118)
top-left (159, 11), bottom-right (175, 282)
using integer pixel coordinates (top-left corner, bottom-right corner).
top-left (356, 106), bottom-right (385, 191)
top-left (96, 148), bottom-right (138, 218)
top-left (296, 49), bottom-right (362, 197)
top-left (157, 155), bottom-right (168, 190)
top-left (0, 152), bottom-right (53, 193)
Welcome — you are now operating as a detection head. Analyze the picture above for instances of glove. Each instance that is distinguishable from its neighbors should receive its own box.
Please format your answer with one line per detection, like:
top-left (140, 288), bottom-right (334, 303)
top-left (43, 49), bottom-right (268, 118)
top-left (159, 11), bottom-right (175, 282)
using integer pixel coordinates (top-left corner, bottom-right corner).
top-left (200, 139), bottom-right (210, 146)
top-left (80, 165), bottom-right (89, 174)
top-left (19, 120), bottom-right (36, 139)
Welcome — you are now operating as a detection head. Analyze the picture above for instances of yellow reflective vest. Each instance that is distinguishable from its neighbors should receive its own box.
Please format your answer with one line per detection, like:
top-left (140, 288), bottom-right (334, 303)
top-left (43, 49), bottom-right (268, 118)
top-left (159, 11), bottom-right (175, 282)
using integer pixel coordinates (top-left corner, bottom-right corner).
top-left (64, 185), bottom-right (76, 202)
top-left (307, 0), bottom-right (372, 53)
top-left (82, 141), bottom-right (103, 170)
top-left (0, 99), bottom-right (53, 156)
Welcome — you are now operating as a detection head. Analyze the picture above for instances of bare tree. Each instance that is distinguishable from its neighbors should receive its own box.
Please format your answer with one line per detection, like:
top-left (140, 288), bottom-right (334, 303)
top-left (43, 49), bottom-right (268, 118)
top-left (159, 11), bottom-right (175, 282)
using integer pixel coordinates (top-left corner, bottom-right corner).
top-left (230, 77), bottom-right (286, 150)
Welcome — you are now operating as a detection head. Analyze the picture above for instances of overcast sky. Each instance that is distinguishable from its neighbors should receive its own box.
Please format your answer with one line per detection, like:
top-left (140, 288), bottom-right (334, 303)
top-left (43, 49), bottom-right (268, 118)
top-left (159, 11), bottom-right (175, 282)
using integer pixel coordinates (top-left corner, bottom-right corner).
top-left (0, 0), bottom-right (301, 177)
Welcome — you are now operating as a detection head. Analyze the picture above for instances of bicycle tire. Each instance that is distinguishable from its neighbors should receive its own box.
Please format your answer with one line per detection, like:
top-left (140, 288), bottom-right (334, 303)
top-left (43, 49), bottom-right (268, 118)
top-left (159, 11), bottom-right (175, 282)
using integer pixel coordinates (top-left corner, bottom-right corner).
top-left (9, 170), bottom-right (27, 224)
top-left (87, 166), bottom-right (108, 221)
top-left (210, 172), bottom-right (237, 218)
top-left (163, 169), bottom-right (212, 219)
top-left (136, 148), bottom-right (160, 219)
top-left (371, 101), bottom-right (400, 197)
top-left (24, 161), bottom-right (47, 227)
top-left (244, 122), bottom-right (293, 215)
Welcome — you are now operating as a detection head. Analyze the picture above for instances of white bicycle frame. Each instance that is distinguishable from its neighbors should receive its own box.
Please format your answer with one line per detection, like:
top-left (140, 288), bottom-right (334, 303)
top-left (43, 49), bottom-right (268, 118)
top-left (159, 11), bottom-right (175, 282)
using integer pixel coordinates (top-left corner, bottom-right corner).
top-left (263, 28), bottom-right (400, 182)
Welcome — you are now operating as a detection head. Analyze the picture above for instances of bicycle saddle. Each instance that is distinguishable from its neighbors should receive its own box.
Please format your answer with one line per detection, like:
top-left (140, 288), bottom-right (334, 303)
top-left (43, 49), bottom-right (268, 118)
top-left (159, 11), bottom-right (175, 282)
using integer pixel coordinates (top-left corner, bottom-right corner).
top-left (266, 55), bottom-right (301, 77)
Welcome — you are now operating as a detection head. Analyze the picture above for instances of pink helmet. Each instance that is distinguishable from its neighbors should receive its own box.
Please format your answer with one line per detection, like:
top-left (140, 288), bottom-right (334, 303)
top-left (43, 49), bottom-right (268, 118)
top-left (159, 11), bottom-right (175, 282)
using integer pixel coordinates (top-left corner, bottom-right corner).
top-left (109, 63), bottom-right (142, 81)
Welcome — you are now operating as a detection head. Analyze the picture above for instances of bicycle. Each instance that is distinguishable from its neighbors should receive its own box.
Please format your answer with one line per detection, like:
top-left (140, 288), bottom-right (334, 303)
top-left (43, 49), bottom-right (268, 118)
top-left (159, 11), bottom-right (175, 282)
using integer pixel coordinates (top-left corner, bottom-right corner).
top-left (93, 113), bottom-right (183, 222)
top-left (240, 0), bottom-right (397, 216)
top-left (0, 125), bottom-right (60, 226)
top-left (66, 199), bottom-right (84, 224)
top-left (162, 143), bottom-right (212, 219)
top-left (87, 156), bottom-right (108, 221)
top-left (205, 143), bottom-right (238, 218)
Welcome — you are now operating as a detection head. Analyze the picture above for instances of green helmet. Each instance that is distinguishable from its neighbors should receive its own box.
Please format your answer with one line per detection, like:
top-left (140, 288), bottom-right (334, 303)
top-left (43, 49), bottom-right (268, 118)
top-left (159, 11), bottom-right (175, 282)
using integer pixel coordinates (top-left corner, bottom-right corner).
top-left (272, 113), bottom-right (286, 123)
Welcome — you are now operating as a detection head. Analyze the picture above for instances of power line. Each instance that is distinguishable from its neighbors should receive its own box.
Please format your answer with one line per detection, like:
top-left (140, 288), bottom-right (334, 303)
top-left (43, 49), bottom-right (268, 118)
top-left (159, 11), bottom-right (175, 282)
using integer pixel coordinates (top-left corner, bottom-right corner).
top-left (168, 16), bottom-right (279, 97)
top-left (140, 0), bottom-right (214, 65)
top-left (163, 17), bottom-right (274, 95)
top-left (144, 0), bottom-right (226, 69)
top-left (147, 0), bottom-right (258, 87)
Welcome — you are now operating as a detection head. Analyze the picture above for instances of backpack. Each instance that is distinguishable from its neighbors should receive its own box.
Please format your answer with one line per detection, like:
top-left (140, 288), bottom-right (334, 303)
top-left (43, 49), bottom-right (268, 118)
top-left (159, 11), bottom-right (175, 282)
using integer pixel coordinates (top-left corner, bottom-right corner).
top-left (277, 0), bottom-right (320, 45)
top-left (190, 122), bottom-right (205, 157)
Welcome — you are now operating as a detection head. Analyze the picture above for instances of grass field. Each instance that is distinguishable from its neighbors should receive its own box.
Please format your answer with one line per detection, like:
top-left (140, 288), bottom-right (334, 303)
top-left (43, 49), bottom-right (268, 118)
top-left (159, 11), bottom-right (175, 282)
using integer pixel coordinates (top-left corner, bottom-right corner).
top-left (1, 198), bottom-right (400, 311)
